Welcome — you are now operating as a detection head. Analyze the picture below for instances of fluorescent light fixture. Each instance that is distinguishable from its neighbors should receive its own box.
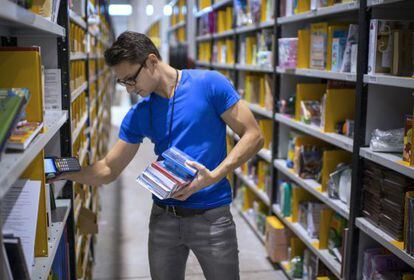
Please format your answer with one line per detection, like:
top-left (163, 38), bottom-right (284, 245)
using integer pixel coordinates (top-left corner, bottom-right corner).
top-left (163, 4), bottom-right (173, 16)
top-left (146, 4), bottom-right (154, 16)
top-left (109, 4), bottom-right (132, 16)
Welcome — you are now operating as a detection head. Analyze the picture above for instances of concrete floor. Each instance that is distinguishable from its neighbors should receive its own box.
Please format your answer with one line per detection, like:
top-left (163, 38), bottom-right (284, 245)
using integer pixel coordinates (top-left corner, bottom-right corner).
top-left (92, 95), bottom-right (287, 279)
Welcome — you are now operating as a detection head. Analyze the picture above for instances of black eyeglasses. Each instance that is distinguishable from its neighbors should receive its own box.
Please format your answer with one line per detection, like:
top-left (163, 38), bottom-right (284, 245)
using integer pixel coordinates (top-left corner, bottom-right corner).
top-left (117, 57), bottom-right (148, 87)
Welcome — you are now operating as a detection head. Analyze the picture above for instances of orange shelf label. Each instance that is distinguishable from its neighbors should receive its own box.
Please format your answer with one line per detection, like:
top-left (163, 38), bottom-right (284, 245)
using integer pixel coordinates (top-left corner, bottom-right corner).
top-left (390, 240), bottom-right (404, 250)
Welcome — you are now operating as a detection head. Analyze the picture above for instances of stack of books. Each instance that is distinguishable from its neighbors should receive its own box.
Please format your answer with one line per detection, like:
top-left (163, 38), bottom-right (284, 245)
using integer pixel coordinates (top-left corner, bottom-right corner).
top-left (0, 88), bottom-right (30, 155)
top-left (137, 147), bottom-right (198, 200)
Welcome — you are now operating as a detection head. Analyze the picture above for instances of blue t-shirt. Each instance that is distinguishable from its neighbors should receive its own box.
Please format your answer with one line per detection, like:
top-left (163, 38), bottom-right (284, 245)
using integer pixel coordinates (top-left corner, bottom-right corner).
top-left (119, 69), bottom-right (240, 209)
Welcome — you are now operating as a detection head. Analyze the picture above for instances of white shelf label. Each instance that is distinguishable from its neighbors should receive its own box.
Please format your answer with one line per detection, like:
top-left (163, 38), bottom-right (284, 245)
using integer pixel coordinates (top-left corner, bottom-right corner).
top-left (346, 74), bottom-right (355, 81)
top-left (348, 2), bottom-right (358, 9)
top-left (368, 75), bottom-right (377, 83)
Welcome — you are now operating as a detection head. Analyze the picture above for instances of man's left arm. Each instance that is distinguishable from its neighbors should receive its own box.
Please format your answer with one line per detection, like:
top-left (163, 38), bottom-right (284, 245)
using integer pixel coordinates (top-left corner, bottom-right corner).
top-left (173, 100), bottom-right (264, 201)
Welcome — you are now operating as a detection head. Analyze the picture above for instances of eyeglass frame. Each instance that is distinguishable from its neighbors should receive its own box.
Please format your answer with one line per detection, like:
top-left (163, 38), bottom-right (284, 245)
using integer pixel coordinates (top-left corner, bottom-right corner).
top-left (116, 57), bottom-right (148, 87)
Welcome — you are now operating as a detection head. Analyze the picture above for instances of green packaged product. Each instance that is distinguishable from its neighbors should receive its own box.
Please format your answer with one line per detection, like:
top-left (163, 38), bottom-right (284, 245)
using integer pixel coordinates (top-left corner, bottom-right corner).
top-left (328, 213), bottom-right (347, 263)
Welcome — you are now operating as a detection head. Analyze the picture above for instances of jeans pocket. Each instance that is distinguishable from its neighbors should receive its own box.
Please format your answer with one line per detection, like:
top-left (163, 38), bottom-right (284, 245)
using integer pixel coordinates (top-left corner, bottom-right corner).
top-left (201, 206), bottom-right (233, 225)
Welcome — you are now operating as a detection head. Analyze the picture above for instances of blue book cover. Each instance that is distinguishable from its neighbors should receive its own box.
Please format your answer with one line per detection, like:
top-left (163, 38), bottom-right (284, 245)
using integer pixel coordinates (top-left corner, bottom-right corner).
top-left (162, 147), bottom-right (198, 178)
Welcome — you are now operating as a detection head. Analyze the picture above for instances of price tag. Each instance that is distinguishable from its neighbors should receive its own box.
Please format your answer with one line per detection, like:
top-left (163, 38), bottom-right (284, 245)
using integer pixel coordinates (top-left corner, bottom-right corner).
top-left (348, 2), bottom-right (358, 9)
top-left (370, 0), bottom-right (384, 5)
top-left (315, 185), bottom-right (323, 192)
top-left (390, 240), bottom-right (404, 250)
top-left (368, 75), bottom-right (377, 83)
top-left (311, 241), bottom-right (320, 249)
top-left (346, 74), bottom-right (355, 81)
top-left (364, 151), bottom-right (374, 160)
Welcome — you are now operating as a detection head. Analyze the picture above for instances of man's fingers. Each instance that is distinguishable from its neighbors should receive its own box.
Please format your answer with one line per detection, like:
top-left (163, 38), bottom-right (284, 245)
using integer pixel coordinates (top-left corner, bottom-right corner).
top-left (185, 161), bottom-right (204, 171)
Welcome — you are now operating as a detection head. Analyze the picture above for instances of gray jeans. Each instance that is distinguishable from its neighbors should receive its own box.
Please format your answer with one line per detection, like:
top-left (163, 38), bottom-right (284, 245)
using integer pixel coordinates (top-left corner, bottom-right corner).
top-left (148, 203), bottom-right (240, 280)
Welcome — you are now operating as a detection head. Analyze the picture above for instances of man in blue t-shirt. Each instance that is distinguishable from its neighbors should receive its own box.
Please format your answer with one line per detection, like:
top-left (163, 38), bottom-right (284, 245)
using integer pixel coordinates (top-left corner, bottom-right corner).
top-left (56, 32), bottom-right (264, 279)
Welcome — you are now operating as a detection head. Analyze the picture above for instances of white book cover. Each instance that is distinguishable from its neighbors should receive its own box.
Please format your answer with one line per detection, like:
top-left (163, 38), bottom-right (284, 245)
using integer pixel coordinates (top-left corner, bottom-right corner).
top-left (2, 180), bottom-right (41, 276)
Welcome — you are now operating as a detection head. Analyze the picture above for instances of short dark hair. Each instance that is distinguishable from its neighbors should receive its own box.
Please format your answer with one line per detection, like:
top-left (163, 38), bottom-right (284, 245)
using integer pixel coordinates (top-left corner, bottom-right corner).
top-left (104, 31), bottom-right (161, 67)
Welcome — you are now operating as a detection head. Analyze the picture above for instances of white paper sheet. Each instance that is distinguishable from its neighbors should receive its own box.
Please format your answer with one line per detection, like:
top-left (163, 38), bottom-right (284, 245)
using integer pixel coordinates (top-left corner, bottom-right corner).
top-left (44, 69), bottom-right (62, 110)
top-left (2, 180), bottom-right (41, 275)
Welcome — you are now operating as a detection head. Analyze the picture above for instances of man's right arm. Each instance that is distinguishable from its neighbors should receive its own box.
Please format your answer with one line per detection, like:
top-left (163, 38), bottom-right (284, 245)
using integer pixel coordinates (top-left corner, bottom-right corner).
top-left (53, 139), bottom-right (140, 186)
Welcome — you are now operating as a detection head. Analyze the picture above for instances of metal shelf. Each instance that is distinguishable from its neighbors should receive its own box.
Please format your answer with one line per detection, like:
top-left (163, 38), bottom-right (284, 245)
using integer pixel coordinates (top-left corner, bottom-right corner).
top-left (195, 0), bottom-right (233, 18)
top-left (195, 61), bottom-right (211, 67)
top-left (277, 67), bottom-right (356, 82)
top-left (236, 205), bottom-right (265, 244)
top-left (196, 34), bottom-right (212, 42)
top-left (272, 205), bottom-right (343, 279)
top-left (277, 2), bottom-right (359, 24)
top-left (368, 0), bottom-right (406, 6)
top-left (275, 114), bottom-right (354, 152)
top-left (211, 62), bottom-right (235, 70)
top-left (234, 169), bottom-right (271, 206)
top-left (69, 9), bottom-right (87, 29)
top-left (212, 30), bottom-right (235, 39)
top-left (274, 159), bottom-right (349, 219)
top-left (356, 217), bottom-right (414, 268)
top-left (235, 63), bottom-right (274, 73)
top-left (359, 148), bottom-right (414, 179)
top-left (0, 111), bottom-right (68, 199)
top-left (0, 1), bottom-right (65, 37)
top-left (234, 20), bottom-right (275, 34)
top-left (247, 103), bottom-right (273, 119)
top-left (71, 82), bottom-right (88, 103)
top-left (168, 21), bottom-right (186, 32)
top-left (32, 199), bottom-right (71, 280)
top-left (364, 74), bottom-right (414, 89)
top-left (72, 112), bottom-right (88, 145)
top-left (279, 261), bottom-right (301, 280)
top-left (258, 149), bottom-right (272, 163)
top-left (70, 52), bottom-right (88, 61)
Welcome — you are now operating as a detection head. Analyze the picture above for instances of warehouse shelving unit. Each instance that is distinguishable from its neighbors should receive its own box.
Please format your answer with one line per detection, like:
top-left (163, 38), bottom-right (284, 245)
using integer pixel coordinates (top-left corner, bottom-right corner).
top-left (186, 0), bottom-right (414, 279)
top-left (0, 0), bottom-right (115, 279)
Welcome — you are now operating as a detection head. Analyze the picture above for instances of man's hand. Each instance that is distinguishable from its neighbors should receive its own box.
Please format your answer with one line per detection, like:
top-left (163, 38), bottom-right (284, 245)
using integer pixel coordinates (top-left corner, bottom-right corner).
top-left (172, 161), bottom-right (218, 201)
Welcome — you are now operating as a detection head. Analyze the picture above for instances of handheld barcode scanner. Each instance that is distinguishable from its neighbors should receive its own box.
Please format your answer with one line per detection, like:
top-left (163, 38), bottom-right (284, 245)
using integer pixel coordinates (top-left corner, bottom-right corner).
top-left (44, 157), bottom-right (81, 179)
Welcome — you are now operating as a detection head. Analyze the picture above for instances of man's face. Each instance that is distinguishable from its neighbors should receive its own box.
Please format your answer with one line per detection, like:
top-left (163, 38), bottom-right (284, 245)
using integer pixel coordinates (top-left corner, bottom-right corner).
top-left (113, 60), bottom-right (155, 98)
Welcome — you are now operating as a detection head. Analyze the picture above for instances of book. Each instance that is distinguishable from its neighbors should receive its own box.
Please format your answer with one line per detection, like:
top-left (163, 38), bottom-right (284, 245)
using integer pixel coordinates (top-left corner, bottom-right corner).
top-left (3, 236), bottom-right (31, 279)
top-left (310, 22), bottom-right (329, 70)
top-left (327, 25), bottom-right (348, 71)
top-left (0, 88), bottom-right (29, 156)
top-left (368, 20), bottom-right (414, 75)
top-left (297, 29), bottom-right (310, 69)
top-left (7, 121), bottom-right (44, 150)
top-left (162, 147), bottom-right (198, 178)
top-left (151, 161), bottom-right (187, 186)
top-left (137, 147), bottom-right (198, 199)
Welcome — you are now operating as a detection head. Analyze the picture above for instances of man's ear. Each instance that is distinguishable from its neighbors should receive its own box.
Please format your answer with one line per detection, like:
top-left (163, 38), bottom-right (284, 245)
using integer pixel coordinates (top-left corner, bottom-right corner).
top-left (148, 54), bottom-right (159, 69)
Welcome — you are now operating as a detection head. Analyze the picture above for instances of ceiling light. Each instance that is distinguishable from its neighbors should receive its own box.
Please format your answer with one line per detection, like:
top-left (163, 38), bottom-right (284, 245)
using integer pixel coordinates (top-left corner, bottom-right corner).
top-left (146, 4), bottom-right (154, 16)
top-left (108, 4), bottom-right (132, 16)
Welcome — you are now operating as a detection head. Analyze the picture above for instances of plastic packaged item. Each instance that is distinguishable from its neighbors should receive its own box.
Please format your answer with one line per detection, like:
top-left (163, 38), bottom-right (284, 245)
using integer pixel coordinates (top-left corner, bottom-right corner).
top-left (298, 145), bottom-right (323, 181)
top-left (370, 128), bottom-right (404, 152)
top-left (328, 213), bottom-right (347, 262)
top-left (277, 96), bottom-right (296, 115)
top-left (278, 38), bottom-right (298, 69)
top-left (338, 167), bottom-right (352, 206)
top-left (403, 115), bottom-right (413, 165)
top-left (328, 163), bottom-right (349, 200)
top-left (341, 24), bottom-right (359, 73)
top-left (290, 255), bottom-right (303, 278)
top-left (300, 100), bottom-right (321, 126)
top-left (280, 182), bottom-right (292, 217)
